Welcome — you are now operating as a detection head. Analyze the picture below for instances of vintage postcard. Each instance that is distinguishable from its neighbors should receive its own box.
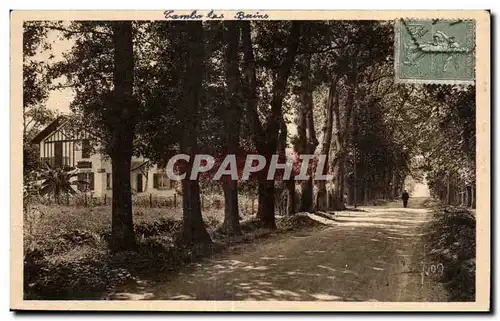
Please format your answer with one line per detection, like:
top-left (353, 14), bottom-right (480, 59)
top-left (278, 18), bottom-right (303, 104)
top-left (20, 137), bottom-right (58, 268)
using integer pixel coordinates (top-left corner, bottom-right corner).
top-left (11, 10), bottom-right (490, 311)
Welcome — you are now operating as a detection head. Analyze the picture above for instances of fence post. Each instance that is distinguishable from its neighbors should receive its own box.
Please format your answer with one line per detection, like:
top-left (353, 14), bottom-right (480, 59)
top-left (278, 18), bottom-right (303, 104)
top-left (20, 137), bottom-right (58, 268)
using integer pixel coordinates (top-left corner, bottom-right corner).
top-left (251, 198), bottom-right (255, 216)
top-left (104, 194), bottom-right (107, 205)
top-left (84, 193), bottom-right (87, 207)
top-left (174, 193), bottom-right (177, 208)
top-left (149, 193), bottom-right (153, 208)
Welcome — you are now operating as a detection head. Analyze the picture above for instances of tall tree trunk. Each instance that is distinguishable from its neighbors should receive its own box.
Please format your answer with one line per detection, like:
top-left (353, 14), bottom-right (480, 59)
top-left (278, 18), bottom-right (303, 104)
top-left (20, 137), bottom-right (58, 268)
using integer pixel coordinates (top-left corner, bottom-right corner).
top-left (180, 22), bottom-right (212, 245)
top-left (316, 76), bottom-right (338, 211)
top-left (221, 21), bottom-right (243, 235)
top-left (286, 179), bottom-right (296, 215)
top-left (181, 178), bottom-right (211, 244)
top-left (294, 63), bottom-right (308, 212)
top-left (446, 173), bottom-right (451, 205)
top-left (257, 180), bottom-right (276, 228)
top-left (471, 185), bottom-right (475, 209)
top-left (110, 21), bottom-right (136, 252)
top-left (294, 53), bottom-right (319, 212)
top-left (259, 22), bottom-right (301, 225)
top-left (277, 105), bottom-right (295, 216)
top-left (383, 169), bottom-right (389, 199)
top-left (222, 182), bottom-right (241, 234)
top-left (466, 185), bottom-right (472, 207)
top-left (295, 88), bottom-right (312, 213)
top-left (241, 22), bottom-right (265, 223)
top-left (329, 71), bottom-right (356, 210)
top-left (339, 156), bottom-right (346, 204)
top-left (391, 171), bottom-right (397, 199)
top-left (330, 154), bottom-right (346, 209)
top-left (241, 22), bottom-right (301, 228)
top-left (241, 21), bottom-right (274, 226)
top-left (301, 179), bottom-right (314, 212)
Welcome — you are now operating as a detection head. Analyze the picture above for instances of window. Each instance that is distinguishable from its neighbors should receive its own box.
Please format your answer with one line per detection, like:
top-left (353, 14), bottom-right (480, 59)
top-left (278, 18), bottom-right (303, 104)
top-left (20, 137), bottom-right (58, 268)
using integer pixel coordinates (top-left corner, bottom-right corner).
top-left (82, 139), bottom-right (91, 159)
top-left (106, 173), bottom-right (112, 190)
top-left (77, 172), bottom-right (94, 191)
top-left (153, 173), bottom-right (172, 190)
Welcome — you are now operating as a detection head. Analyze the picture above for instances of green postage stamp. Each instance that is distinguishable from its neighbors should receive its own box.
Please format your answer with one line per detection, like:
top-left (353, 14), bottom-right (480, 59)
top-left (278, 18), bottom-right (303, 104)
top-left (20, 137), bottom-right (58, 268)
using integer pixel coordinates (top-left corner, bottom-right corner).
top-left (395, 19), bottom-right (475, 84)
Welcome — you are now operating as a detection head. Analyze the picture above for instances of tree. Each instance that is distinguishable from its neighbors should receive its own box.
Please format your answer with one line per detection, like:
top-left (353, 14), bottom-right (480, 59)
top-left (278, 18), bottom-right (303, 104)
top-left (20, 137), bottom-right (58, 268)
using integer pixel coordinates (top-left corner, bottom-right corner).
top-left (220, 21), bottom-right (243, 235)
top-left (47, 21), bottom-right (164, 250)
top-left (178, 22), bottom-right (213, 245)
top-left (419, 85), bottom-right (475, 207)
top-left (109, 21), bottom-right (137, 252)
top-left (23, 21), bottom-right (55, 174)
top-left (23, 22), bottom-right (50, 118)
top-left (48, 21), bottom-right (140, 251)
top-left (241, 21), bottom-right (301, 228)
top-left (322, 21), bottom-right (393, 208)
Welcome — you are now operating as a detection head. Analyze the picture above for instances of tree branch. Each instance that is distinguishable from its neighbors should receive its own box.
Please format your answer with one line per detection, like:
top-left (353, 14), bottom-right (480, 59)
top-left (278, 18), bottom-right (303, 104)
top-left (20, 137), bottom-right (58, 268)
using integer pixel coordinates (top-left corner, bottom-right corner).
top-left (48, 25), bottom-right (113, 37)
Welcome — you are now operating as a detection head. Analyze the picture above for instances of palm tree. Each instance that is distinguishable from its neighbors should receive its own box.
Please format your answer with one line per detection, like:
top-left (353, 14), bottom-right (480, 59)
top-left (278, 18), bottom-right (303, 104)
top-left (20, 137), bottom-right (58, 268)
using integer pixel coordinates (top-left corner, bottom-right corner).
top-left (38, 163), bottom-right (88, 204)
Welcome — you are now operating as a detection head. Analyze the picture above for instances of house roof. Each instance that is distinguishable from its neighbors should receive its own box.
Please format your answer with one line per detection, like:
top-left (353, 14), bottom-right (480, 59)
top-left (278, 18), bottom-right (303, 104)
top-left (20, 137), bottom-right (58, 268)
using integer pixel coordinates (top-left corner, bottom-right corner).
top-left (30, 115), bottom-right (68, 144)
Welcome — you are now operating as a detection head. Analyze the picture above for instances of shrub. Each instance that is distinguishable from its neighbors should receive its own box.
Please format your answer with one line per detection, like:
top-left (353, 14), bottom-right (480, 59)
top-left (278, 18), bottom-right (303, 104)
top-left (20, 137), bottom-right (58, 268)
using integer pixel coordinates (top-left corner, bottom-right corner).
top-left (23, 245), bottom-right (121, 300)
top-left (425, 206), bottom-right (476, 301)
top-left (277, 213), bottom-right (325, 231)
top-left (134, 217), bottom-right (183, 238)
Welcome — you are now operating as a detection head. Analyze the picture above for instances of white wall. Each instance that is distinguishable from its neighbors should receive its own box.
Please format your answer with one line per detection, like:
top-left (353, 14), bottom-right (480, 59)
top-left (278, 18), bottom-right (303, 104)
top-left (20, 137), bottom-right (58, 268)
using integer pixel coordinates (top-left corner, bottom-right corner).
top-left (39, 136), bottom-right (177, 198)
top-left (100, 157), bottom-right (177, 198)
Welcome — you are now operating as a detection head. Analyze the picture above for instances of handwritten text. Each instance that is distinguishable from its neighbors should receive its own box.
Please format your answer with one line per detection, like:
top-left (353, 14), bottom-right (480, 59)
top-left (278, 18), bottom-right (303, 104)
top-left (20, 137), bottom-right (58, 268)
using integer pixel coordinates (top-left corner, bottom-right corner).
top-left (163, 10), bottom-right (270, 20)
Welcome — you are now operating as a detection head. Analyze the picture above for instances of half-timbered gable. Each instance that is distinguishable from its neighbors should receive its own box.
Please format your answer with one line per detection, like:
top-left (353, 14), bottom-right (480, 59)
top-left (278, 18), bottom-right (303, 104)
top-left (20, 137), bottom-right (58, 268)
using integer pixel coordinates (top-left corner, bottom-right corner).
top-left (31, 116), bottom-right (96, 169)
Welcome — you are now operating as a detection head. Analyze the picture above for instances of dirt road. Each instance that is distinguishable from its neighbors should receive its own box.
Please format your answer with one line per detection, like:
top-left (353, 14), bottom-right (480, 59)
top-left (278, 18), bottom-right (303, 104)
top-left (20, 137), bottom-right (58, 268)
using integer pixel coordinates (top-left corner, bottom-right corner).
top-left (108, 198), bottom-right (448, 301)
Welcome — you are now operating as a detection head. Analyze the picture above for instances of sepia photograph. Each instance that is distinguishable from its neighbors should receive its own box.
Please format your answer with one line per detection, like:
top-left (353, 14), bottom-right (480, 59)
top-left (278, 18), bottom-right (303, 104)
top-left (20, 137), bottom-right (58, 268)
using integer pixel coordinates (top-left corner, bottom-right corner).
top-left (10, 10), bottom-right (490, 311)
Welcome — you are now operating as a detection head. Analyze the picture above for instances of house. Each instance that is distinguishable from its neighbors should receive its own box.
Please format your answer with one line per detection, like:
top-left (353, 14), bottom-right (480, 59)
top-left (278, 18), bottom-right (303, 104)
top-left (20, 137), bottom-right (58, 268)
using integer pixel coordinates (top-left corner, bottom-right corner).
top-left (30, 116), bottom-right (176, 198)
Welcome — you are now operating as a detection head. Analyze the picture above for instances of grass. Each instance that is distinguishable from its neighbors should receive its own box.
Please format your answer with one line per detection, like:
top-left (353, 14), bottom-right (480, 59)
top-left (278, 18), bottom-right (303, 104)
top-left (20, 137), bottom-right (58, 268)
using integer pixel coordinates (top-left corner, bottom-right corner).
top-left (23, 203), bottom-right (221, 300)
top-left (23, 197), bottom-right (326, 300)
top-left (423, 205), bottom-right (476, 301)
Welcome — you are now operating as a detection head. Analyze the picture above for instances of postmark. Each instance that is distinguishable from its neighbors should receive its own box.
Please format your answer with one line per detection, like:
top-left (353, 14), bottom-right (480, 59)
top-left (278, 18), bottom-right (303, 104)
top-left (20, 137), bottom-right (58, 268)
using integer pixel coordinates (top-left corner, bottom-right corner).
top-left (395, 18), bottom-right (475, 84)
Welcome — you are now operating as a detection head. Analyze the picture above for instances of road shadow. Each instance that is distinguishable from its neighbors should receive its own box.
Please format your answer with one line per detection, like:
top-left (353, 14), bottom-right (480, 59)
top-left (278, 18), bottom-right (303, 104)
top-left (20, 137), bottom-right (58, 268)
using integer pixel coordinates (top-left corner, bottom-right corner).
top-left (106, 200), bottom-right (445, 302)
top-left (109, 253), bottom-right (386, 301)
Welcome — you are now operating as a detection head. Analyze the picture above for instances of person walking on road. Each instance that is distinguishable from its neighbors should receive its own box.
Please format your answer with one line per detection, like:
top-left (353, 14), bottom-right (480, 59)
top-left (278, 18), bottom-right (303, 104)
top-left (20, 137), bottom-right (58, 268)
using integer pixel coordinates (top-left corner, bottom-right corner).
top-left (402, 190), bottom-right (410, 208)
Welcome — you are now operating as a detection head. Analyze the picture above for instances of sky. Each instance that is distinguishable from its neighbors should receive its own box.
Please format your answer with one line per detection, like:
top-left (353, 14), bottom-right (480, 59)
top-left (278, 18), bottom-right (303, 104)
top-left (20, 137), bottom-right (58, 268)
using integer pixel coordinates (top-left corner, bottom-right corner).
top-left (37, 29), bottom-right (74, 114)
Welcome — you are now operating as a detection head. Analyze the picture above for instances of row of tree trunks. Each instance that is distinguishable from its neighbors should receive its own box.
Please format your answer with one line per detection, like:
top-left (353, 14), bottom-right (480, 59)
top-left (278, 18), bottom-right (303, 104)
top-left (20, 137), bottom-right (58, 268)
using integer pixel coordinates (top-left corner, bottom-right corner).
top-left (435, 172), bottom-right (475, 208)
top-left (295, 53), bottom-right (319, 213)
top-left (328, 71), bottom-right (356, 210)
top-left (315, 75), bottom-right (338, 211)
top-left (333, 68), bottom-right (364, 210)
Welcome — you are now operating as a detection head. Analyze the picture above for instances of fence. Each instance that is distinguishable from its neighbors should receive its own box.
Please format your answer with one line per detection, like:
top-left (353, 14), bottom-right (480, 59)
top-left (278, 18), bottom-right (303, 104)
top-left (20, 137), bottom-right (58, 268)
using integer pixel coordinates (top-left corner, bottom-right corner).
top-left (30, 192), bottom-right (259, 215)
